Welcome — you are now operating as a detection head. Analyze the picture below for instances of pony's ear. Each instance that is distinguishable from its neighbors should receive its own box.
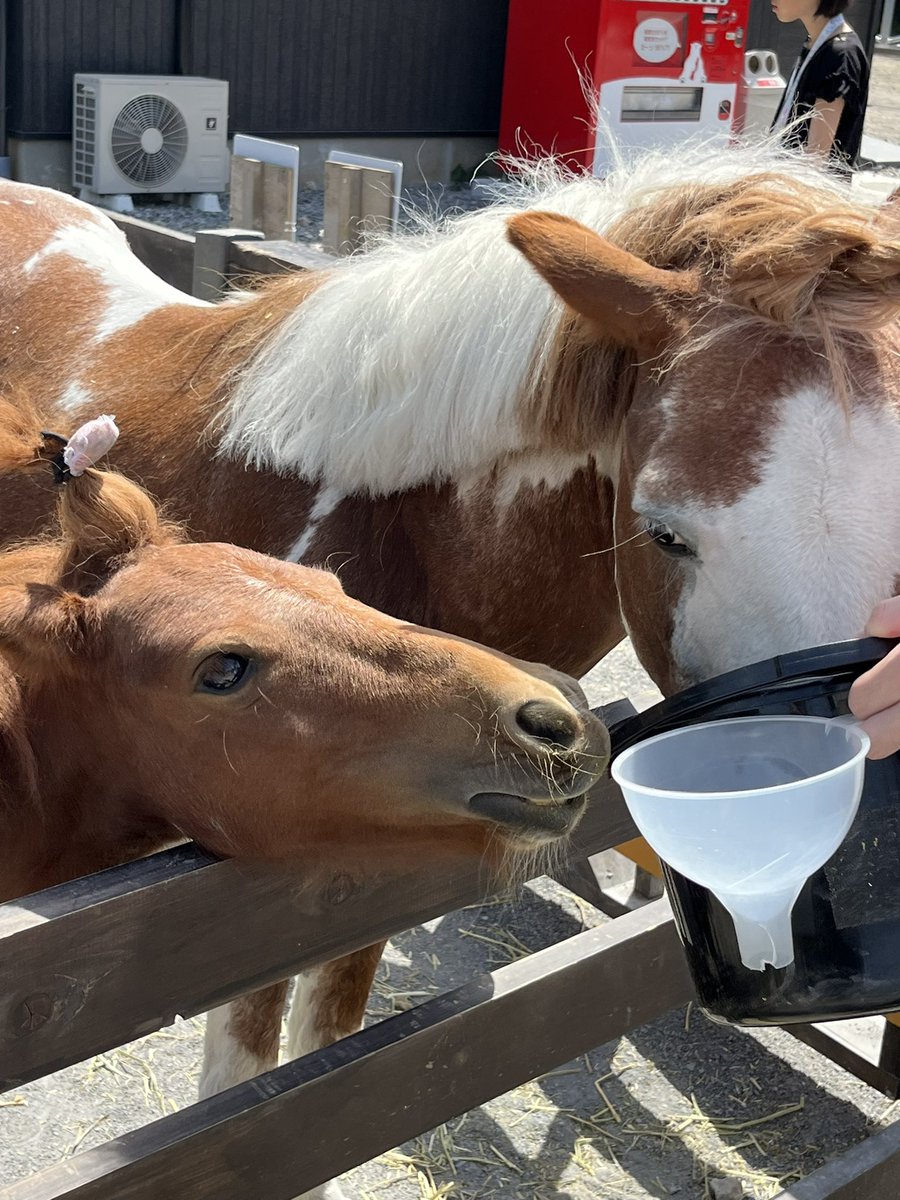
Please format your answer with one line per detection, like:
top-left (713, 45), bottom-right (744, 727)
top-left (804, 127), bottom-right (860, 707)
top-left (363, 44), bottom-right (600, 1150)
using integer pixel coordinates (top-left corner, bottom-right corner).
top-left (507, 211), bottom-right (700, 352)
top-left (0, 584), bottom-right (98, 676)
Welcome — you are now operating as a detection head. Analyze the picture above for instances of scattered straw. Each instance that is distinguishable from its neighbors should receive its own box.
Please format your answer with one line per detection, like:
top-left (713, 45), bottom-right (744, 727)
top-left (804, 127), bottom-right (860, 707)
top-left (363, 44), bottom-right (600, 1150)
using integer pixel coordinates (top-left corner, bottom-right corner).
top-left (458, 925), bottom-right (533, 964)
top-left (61, 1115), bottom-right (109, 1159)
top-left (593, 1080), bottom-right (622, 1123)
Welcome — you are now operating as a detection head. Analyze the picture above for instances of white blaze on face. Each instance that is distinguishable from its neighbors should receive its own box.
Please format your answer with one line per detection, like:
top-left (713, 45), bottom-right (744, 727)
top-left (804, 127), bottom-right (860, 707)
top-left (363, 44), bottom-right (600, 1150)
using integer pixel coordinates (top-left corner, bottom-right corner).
top-left (645, 387), bottom-right (900, 685)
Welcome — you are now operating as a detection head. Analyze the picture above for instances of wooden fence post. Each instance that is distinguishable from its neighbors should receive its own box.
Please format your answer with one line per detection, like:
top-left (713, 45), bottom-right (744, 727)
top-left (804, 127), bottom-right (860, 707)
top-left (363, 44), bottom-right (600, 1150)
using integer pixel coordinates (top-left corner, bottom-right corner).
top-left (231, 157), bottom-right (297, 241)
top-left (358, 166), bottom-right (394, 237)
top-left (260, 162), bottom-right (296, 240)
top-left (191, 229), bottom-right (267, 301)
top-left (323, 161), bottom-right (362, 256)
top-left (323, 162), bottom-right (396, 255)
top-left (229, 157), bottom-right (264, 231)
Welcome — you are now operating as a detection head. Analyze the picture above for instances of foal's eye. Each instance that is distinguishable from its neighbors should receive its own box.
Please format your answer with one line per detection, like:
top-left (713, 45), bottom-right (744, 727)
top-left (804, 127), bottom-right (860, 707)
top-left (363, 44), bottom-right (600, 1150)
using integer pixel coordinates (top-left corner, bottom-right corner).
top-left (645, 521), bottom-right (696, 559)
top-left (196, 653), bottom-right (252, 693)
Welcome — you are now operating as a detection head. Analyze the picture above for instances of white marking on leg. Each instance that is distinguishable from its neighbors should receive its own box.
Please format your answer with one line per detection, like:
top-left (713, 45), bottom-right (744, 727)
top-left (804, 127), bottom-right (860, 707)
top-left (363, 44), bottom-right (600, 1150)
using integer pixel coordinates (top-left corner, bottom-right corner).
top-left (285, 970), bottom-right (353, 1200)
top-left (285, 967), bottom-right (331, 1059)
top-left (285, 485), bottom-right (343, 563)
top-left (198, 1002), bottom-right (275, 1099)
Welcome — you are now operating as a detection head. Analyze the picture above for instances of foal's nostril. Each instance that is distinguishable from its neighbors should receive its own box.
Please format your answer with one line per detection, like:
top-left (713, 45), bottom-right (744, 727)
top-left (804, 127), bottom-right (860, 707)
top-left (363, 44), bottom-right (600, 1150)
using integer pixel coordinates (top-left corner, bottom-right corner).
top-left (515, 699), bottom-right (582, 750)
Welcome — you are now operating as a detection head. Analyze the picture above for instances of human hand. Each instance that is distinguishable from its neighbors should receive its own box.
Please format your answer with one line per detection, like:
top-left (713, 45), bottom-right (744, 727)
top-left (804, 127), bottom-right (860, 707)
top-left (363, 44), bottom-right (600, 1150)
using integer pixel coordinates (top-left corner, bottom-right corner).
top-left (848, 597), bottom-right (900, 759)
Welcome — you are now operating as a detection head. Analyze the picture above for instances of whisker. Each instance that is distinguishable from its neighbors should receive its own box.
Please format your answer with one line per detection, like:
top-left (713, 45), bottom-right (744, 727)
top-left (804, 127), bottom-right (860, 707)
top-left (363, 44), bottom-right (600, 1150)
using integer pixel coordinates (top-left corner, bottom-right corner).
top-left (580, 530), bottom-right (652, 558)
top-left (222, 729), bottom-right (239, 775)
top-left (453, 710), bottom-right (483, 745)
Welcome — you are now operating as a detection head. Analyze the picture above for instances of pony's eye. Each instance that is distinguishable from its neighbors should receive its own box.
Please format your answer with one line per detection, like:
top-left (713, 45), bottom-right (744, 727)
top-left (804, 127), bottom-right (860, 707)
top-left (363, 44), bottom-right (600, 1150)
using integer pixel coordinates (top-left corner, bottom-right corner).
top-left (196, 653), bottom-right (251, 693)
top-left (645, 521), bottom-right (695, 559)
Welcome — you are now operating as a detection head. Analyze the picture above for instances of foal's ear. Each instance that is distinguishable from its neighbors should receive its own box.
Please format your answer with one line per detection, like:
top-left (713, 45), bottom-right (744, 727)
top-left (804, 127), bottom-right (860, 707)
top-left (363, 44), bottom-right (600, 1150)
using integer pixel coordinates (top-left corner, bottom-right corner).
top-left (507, 211), bottom-right (700, 352)
top-left (0, 584), bottom-right (98, 675)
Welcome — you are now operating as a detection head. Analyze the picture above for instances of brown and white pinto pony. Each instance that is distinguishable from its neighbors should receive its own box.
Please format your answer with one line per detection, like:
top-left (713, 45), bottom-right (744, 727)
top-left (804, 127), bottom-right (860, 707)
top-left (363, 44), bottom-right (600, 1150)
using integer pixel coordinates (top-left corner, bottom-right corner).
top-left (1, 142), bottom-right (899, 1195)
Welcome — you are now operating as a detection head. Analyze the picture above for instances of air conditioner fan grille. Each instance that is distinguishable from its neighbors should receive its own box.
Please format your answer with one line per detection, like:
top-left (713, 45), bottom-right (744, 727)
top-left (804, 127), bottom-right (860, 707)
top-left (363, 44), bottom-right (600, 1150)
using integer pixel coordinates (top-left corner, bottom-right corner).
top-left (110, 94), bottom-right (188, 186)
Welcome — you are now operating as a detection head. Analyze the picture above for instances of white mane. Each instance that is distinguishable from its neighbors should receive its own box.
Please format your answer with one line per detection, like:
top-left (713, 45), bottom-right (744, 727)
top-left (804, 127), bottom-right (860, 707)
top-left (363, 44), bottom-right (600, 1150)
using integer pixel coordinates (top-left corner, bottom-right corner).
top-left (220, 140), bottom-right (856, 496)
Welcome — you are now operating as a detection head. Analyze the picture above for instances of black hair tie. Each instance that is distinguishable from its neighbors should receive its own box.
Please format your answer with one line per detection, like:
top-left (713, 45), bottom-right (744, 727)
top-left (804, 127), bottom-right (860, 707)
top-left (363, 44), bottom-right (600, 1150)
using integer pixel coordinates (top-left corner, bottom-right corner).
top-left (39, 430), bottom-right (71, 485)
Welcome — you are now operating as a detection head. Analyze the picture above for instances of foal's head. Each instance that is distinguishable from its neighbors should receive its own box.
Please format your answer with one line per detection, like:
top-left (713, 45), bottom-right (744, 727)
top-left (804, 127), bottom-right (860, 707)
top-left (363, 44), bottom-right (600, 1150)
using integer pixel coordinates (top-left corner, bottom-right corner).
top-left (0, 405), bottom-right (608, 865)
top-left (509, 161), bottom-right (900, 692)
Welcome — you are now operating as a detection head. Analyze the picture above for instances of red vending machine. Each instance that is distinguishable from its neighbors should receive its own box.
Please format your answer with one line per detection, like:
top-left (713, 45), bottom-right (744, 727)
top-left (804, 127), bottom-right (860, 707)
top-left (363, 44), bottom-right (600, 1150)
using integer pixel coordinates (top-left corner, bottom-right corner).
top-left (499, 0), bottom-right (751, 175)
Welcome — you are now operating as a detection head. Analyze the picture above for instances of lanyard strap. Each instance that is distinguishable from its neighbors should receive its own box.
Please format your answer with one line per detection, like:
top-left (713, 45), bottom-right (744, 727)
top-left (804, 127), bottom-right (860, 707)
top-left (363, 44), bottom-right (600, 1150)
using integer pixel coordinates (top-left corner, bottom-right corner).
top-left (771, 16), bottom-right (846, 131)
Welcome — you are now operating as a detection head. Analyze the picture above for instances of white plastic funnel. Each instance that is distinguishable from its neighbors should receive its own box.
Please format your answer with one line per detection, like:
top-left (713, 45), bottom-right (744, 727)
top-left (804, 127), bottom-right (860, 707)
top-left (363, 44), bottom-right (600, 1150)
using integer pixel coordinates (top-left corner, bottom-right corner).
top-left (611, 716), bottom-right (869, 971)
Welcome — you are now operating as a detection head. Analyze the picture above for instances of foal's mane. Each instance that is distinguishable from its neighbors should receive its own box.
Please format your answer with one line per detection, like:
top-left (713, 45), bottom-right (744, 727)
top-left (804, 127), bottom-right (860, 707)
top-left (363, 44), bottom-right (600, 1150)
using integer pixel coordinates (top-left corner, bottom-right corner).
top-left (0, 399), bottom-right (181, 594)
top-left (219, 142), bottom-right (900, 494)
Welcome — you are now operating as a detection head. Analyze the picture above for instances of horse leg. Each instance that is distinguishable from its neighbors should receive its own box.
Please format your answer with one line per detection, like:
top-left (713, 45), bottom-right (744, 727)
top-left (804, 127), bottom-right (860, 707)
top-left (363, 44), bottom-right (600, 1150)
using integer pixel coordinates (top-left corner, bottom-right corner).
top-left (202, 982), bottom-right (342, 1200)
top-left (284, 942), bottom-right (387, 1200)
top-left (286, 941), bottom-right (385, 1055)
top-left (199, 980), bottom-right (289, 1099)
top-left (198, 947), bottom-right (384, 1199)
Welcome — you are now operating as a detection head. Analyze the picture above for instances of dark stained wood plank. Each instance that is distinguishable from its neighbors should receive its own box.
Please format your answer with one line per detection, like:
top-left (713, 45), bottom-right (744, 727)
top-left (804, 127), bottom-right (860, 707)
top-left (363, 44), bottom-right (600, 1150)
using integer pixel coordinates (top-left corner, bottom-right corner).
top-left (0, 771), bottom-right (638, 1090)
top-left (788, 1023), bottom-right (900, 1101)
top-left (772, 1121), bottom-right (900, 1198)
top-left (6, 900), bottom-right (689, 1200)
top-left (227, 237), bottom-right (333, 278)
top-left (106, 212), bottom-right (196, 296)
top-left (106, 208), bottom-right (330, 292)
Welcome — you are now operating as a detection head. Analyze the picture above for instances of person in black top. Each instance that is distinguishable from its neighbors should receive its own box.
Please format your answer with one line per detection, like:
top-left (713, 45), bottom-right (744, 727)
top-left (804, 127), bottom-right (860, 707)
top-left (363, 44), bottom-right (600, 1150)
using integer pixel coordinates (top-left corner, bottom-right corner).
top-left (769, 0), bottom-right (870, 173)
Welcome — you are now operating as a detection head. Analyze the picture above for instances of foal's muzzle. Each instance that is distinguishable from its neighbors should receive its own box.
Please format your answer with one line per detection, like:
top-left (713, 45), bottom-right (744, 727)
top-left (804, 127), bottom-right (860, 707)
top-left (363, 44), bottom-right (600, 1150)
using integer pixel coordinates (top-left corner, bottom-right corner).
top-left (466, 696), bottom-right (610, 839)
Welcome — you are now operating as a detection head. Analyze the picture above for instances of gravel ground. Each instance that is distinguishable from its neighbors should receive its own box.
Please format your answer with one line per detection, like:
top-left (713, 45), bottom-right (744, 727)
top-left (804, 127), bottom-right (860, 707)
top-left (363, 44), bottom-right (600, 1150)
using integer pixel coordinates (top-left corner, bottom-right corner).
top-left (3, 641), bottom-right (900, 1200)
top-left (128, 179), bottom-right (497, 242)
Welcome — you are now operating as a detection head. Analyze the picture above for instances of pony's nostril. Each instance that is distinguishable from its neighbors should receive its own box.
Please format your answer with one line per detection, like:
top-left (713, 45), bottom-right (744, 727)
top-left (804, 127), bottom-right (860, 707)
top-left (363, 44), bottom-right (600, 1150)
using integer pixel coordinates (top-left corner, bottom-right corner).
top-left (515, 699), bottom-right (582, 750)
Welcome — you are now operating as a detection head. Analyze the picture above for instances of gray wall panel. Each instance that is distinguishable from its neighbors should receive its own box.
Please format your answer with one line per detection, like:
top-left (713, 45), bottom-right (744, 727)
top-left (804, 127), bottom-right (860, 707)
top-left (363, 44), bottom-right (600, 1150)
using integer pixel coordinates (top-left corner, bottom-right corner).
top-left (181, 0), bottom-right (510, 136)
top-left (8, 0), bottom-right (179, 137)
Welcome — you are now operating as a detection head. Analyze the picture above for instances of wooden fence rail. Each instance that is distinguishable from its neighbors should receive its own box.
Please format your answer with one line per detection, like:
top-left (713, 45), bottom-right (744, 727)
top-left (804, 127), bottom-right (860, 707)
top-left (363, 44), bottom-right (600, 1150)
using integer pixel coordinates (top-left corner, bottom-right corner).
top-left (773, 1121), bottom-right (900, 1199)
top-left (107, 211), bottom-right (331, 299)
top-left (6, 903), bottom-right (690, 1200)
top-left (0, 774), bottom-right (636, 1092)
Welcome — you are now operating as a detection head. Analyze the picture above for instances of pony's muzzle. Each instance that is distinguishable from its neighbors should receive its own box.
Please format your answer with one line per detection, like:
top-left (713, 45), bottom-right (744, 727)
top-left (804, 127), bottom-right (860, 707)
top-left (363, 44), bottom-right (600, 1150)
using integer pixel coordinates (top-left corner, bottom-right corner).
top-left (502, 696), bottom-right (610, 770)
top-left (513, 698), bottom-right (585, 750)
top-left (467, 789), bottom-right (589, 837)
top-left (466, 698), bottom-right (609, 838)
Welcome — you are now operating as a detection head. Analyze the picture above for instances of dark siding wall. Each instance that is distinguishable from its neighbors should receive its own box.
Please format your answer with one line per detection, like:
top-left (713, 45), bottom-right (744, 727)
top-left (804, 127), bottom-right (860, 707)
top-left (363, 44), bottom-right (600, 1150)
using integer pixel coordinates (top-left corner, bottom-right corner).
top-left (746, 0), bottom-right (879, 77)
top-left (180, 0), bottom-right (510, 136)
top-left (8, 0), bottom-right (178, 137)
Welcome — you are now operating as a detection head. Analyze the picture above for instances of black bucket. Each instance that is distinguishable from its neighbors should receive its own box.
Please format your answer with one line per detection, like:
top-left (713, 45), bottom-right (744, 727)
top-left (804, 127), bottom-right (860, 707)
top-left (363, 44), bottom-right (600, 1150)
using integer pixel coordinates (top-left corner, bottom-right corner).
top-left (609, 638), bottom-right (900, 1026)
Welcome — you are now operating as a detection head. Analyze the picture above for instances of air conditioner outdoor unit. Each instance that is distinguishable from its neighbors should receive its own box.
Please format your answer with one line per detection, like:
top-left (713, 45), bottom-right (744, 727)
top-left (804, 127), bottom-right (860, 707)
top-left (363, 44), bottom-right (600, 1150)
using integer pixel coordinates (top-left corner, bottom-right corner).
top-left (73, 74), bottom-right (229, 195)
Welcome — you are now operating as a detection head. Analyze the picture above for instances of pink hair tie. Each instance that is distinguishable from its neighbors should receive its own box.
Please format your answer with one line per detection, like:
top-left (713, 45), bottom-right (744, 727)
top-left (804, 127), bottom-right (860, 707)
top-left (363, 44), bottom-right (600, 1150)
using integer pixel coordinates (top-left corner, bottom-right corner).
top-left (62, 415), bottom-right (119, 477)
